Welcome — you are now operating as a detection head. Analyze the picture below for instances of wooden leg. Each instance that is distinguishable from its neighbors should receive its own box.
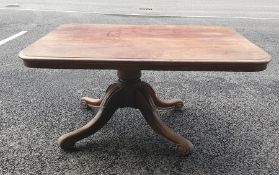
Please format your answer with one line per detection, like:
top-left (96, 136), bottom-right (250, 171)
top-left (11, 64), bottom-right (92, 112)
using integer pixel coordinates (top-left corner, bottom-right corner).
top-left (136, 90), bottom-right (193, 155)
top-left (80, 97), bottom-right (102, 108)
top-left (80, 83), bottom-right (119, 108)
top-left (58, 84), bottom-right (122, 150)
top-left (58, 70), bottom-right (193, 155)
top-left (142, 82), bottom-right (184, 110)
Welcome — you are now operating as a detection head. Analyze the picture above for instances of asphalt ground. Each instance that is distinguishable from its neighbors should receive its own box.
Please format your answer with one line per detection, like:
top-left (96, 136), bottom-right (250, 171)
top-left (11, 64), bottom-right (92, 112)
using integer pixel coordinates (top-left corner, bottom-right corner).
top-left (0, 8), bottom-right (279, 175)
top-left (1, 0), bottom-right (279, 18)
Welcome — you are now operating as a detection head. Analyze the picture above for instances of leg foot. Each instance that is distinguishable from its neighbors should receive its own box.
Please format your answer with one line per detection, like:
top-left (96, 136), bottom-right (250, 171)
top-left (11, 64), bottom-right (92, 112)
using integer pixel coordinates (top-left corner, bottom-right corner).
top-left (136, 89), bottom-right (193, 155)
top-left (58, 85), bottom-right (123, 150)
top-left (58, 108), bottom-right (116, 150)
top-left (142, 82), bottom-right (184, 110)
top-left (80, 83), bottom-right (120, 108)
top-left (176, 144), bottom-right (193, 155)
top-left (80, 97), bottom-right (102, 108)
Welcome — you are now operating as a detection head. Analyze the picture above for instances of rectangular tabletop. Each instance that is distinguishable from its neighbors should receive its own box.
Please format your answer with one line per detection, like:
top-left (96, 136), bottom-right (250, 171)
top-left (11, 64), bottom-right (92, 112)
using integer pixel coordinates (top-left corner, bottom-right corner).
top-left (19, 24), bottom-right (271, 71)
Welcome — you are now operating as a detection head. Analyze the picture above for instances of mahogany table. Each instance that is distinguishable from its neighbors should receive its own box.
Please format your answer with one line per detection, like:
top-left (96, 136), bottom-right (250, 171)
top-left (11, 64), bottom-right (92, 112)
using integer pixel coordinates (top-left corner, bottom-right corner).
top-left (19, 24), bottom-right (271, 155)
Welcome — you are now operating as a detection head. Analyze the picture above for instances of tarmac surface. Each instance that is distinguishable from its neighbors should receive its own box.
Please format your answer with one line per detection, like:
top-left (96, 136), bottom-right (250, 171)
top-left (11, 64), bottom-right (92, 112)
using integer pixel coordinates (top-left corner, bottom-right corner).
top-left (0, 1), bottom-right (279, 174)
top-left (1, 0), bottom-right (279, 18)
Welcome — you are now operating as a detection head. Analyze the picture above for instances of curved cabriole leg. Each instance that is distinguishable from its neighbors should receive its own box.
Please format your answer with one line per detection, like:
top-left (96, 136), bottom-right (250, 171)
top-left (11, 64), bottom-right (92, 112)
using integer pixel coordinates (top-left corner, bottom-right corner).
top-left (80, 83), bottom-right (120, 108)
top-left (58, 85), bottom-right (122, 150)
top-left (136, 90), bottom-right (193, 155)
top-left (142, 82), bottom-right (184, 110)
top-left (80, 97), bottom-right (103, 108)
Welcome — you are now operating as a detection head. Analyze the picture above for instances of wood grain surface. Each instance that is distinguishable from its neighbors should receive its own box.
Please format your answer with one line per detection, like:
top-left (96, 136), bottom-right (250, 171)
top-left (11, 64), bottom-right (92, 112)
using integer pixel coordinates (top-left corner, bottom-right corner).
top-left (19, 24), bottom-right (271, 71)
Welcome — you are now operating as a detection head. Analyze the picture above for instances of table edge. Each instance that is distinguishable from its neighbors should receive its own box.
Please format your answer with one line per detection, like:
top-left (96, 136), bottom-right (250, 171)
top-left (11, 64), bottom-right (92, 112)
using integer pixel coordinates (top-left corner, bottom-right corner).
top-left (19, 51), bottom-right (271, 72)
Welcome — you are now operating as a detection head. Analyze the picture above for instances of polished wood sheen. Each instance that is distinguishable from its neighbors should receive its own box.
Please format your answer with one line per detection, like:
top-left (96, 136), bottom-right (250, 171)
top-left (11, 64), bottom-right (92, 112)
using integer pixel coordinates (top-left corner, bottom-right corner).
top-left (19, 24), bottom-right (271, 71)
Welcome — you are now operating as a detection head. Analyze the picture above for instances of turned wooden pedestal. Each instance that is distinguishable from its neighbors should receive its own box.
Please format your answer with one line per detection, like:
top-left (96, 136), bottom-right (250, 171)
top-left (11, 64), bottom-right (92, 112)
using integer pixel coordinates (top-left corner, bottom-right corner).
top-left (58, 70), bottom-right (193, 155)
